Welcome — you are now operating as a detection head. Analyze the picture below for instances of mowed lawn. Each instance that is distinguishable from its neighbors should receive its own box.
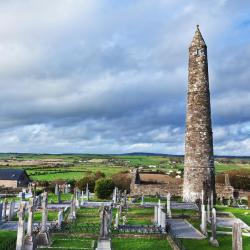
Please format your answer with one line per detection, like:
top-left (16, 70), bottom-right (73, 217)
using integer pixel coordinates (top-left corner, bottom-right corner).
top-left (112, 238), bottom-right (172, 250)
top-left (182, 234), bottom-right (250, 250)
top-left (125, 207), bottom-right (154, 225)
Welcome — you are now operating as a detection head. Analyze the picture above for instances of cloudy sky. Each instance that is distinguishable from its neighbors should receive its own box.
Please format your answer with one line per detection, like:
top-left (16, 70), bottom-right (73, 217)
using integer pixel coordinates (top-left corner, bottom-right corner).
top-left (0, 0), bottom-right (249, 155)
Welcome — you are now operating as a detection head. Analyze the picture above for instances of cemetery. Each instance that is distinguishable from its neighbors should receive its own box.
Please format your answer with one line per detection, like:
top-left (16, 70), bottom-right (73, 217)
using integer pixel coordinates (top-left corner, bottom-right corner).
top-left (0, 180), bottom-right (249, 249)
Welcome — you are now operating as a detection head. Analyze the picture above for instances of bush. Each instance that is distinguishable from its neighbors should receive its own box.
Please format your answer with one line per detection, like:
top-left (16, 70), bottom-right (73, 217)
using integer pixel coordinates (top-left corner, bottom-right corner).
top-left (112, 172), bottom-right (131, 192)
top-left (76, 176), bottom-right (96, 192)
top-left (76, 171), bottom-right (106, 192)
top-left (95, 178), bottom-right (115, 199)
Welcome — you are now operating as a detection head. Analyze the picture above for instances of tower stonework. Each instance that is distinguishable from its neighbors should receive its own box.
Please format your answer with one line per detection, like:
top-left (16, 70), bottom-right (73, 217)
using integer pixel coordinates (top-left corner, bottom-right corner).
top-left (183, 26), bottom-right (215, 203)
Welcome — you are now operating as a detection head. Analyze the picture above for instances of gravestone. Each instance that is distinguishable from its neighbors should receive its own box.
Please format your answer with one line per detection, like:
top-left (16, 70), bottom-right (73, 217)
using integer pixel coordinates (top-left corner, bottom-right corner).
top-left (207, 198), bottom-right (211, 223)
top-left (2, 199), bottom-right (8, 221)
top-left (157, 200), bottom-right (162, 226)
top-left (86, 184), bottom-right (89, 201)
top-left (232, 220), bottom-right (242, 250)
top-left (68, 195), bottom-right (76, 221)
top-left (112, 187), bottom-right (117, 204)
top-left (8, 200), bottom-right (15, 221)
top-left (154, 206), bottom-right (158, 224)
top-left (160, 210), bottom-right (166, 230)
top-left (24, 198), bottom-right (36, 250)
top-left (210, 208), bottom-right (219, 247)
top-left (16, 203), bottom-right (26, 250)
top-left (55, 184), bottom-right (59, 195)
top-left (141, 195), bottom-right (144, 205)
top-left (167, 193), bottom-right (172, 218)
top-left (36, 192), bottom-right (50, 246)
top-left (58, 210), bottom-right (63, 228)
top-left (200, 204), bottom-right (207, 236)
top-left (211, 191), bottom-right (214, 209)
top-left (21, 192), bottom-right (25, 201)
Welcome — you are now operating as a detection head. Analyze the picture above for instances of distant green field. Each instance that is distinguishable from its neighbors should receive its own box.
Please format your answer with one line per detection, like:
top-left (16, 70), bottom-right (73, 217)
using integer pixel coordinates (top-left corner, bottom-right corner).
top-left (0, 153), bottom-right (249, 182)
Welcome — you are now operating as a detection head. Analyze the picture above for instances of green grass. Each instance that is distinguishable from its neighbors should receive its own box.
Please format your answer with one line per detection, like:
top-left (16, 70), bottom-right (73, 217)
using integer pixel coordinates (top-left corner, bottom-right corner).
top-left (125, 207), bottom-right (154, 225)
top-left (112, 238), bottom-right (172, 250)
top-left (28, 165), bottom-right (127, 181)
top-left (182, 234), bottom-right (250, 250)
top-left (48, 193), bottom-right (73, 203)
top-left (76, 208), bottom-right (100, 224)
top-left (42, 235), bottom-right (95, 250)
top-left (12, 210), bottom-right (58, 222)
top-left (0, 230), bottom-right (16, 240)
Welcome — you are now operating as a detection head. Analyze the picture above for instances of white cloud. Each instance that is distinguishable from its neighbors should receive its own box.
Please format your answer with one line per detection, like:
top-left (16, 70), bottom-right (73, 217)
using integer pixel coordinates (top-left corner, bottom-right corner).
top-left (0, 0), bottom-right (249, 155)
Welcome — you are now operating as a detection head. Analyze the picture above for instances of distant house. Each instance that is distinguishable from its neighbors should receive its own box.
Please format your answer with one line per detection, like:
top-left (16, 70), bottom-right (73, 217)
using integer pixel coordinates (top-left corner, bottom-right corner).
top-left (0, 169), bottom-right (30, 188)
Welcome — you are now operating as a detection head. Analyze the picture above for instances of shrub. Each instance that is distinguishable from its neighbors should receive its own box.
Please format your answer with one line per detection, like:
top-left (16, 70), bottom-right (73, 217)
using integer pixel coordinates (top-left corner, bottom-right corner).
top-left (95, 178), bottom-right (115, 199)
top-left (76, 171), bottom-right (106, 192)
top-left (76, 176), bottom-right (96, 192)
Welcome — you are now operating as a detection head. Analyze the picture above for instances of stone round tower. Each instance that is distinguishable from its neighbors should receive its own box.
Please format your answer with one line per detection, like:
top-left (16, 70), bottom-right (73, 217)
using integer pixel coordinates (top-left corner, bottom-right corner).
top-left (183, 26), bottom-right (215, 203)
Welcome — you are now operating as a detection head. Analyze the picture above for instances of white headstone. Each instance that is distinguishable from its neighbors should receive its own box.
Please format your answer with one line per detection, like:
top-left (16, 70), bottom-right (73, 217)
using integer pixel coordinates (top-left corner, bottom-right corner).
top-left (200, 204), bottom-right (207, 236)
top-left (232, 220), bottom-right (242, 250)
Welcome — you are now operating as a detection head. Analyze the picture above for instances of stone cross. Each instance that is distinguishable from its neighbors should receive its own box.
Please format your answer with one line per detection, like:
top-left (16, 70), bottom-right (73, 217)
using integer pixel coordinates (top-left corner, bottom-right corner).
top-left (200, 204), bottom-right (207, 236)
top-left (26, 198), bottom-right (35, 237)
top-left (99, 206), bottom-right (110, 239)
top-left (210, 208), bottom-right (219, 247)
top-left (232, 220), bottom-right (242, 250)
top-left (167, 193), bottom-right (172, 218)
top-left (0, 202), bottom-right (3, 222)
top-left (37, 192), bottom-right (50, 246)
top-left (58, 210), bottom-right (63, 228)
top-left (2, 199), bottom-right (8, 221)
top-left (41, 192), bottom-right (48, 233)
top-left (24, 198), bottom-right (36, 250)
top-left (16, 203), bottom-right (26, 250)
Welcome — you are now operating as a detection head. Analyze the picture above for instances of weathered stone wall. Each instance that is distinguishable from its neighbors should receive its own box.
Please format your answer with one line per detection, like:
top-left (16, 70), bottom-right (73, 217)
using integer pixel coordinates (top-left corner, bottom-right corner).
top-left (130, 182), bottom-right (183, 197)
top-left (183, 26), bottom-right (215, 202)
